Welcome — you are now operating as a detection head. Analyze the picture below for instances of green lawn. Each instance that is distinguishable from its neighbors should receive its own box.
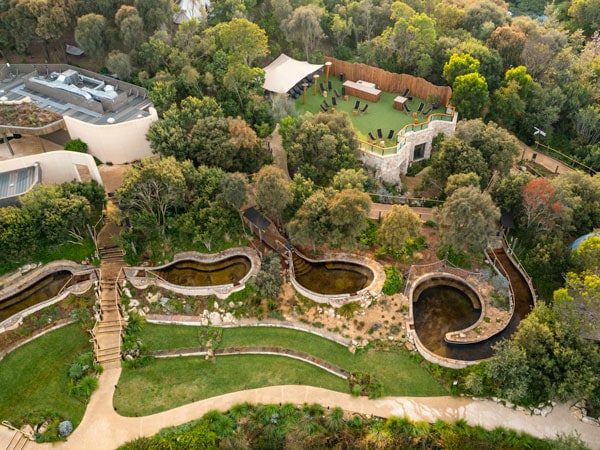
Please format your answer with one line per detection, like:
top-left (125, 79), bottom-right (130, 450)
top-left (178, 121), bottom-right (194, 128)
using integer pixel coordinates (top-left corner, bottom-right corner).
top-left (118, 324), bottom-right (445, 415)
top-left (294, 76), bottom-right (446, 145)
top-left (114, 355), bottom-right (348, 416)
top-left (0, 324), bottom-right (91, 426)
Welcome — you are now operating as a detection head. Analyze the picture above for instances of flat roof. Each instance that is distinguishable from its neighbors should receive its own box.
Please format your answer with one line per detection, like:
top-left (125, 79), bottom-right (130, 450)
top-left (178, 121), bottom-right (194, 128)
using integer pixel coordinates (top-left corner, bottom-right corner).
top-left (0, 64), bottom-right (154, 125)
top-left (0, 164), bottom-right (39, 200)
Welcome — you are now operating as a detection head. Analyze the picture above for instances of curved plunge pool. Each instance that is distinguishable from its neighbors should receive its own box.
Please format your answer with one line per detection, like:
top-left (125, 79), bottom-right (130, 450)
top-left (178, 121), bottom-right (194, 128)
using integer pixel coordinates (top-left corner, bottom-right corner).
top-left (155, 255), bottom-right (252, 287)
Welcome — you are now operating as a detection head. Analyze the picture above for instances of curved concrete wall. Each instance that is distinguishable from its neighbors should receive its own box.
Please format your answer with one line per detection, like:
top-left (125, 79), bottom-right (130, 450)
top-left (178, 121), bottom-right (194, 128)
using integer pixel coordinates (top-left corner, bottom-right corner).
top-left (288, 251), bottom-right (385, 307)
top-left (0, 150), bottom-right (103, 185)
top-left (63, 108), bottom-right (158, 164)
top-left (125, 247), bottom-right (261, 300)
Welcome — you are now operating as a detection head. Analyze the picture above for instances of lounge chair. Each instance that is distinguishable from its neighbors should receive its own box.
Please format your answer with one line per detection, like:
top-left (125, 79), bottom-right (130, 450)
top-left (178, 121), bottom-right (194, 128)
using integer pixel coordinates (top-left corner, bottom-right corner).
top-left (323, 100), bottom-right (331, 108)
top-left (402, 88), bottom-right (410, 97)
top-left (377, 128), bottom-right (383, 139)
top-left (320, 82), bottom-right (325, 93)
top-left (368, 132), bottom-right (376, 141)
top-left (320, 104), bottom-right (328, 113)
top-left (422, 106), bottom-right (433, 116)
top-left (360, 104), bottom-right (369, 114)
top-left (334, 89), bottom-right (341, 98)
top-left (332, 97), bottom-right (337, 106)
top-left (403, 103), bottom-right (411, 113)
top-left (354, 100), bottom-right (360, 110)
top-left (387, 129), bottom-right (394, 139)
top-left (341, 86), bottom-right (347, 96)
top-left (327, 80), bottom-right (332, 90)
top-left (417, 102), bottom-right (424, 112)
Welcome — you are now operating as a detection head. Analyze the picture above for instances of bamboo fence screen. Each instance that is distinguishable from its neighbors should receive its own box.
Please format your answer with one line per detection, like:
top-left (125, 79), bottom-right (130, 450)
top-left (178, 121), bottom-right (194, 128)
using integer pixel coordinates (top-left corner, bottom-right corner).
top-left (325, 57), bottom-right (452, 106)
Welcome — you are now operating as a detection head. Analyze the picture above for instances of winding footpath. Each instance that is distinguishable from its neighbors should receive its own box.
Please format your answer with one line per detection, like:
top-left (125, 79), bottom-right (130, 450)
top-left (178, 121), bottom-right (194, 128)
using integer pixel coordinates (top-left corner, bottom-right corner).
top-left (9, 367), bottom-right (593, 450)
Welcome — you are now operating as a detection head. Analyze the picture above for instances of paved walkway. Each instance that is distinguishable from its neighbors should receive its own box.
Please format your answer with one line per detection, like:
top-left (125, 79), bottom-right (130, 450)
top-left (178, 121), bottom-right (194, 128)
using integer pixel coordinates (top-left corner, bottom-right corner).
top-left (14, 367), bottom-right (595, 449)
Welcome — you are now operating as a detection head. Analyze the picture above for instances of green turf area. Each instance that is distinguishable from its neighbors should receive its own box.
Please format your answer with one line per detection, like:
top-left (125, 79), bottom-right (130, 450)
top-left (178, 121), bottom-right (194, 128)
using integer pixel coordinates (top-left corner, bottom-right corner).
top-left (118, 324), bottom-right (445, 415)
top-left (294, 76), bottom-right (446, 145)
top-left (0, 324), bottom-right (91, 426)
top-left (114, 354), bottom-right (349, 416)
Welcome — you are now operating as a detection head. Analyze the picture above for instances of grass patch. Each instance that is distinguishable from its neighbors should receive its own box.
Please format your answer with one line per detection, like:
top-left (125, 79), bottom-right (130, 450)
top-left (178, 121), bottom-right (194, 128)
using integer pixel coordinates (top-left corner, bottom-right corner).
top-left (114, 355), bottom-right (348, 416)
top-left (123, 324), bottom-right (445, 414)
top-left (0, 324), bottom-right (91, 427)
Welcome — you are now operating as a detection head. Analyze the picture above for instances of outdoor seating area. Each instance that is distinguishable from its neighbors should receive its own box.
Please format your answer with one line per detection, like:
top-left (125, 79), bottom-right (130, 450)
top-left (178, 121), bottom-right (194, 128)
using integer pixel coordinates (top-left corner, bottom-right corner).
top-left (295, 74), bottom-right (445, 143)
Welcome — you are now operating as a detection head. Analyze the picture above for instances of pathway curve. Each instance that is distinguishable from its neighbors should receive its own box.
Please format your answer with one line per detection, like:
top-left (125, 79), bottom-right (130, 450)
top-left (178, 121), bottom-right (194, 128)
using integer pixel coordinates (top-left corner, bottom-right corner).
top-left (30, 367), bottom-right (600, 450)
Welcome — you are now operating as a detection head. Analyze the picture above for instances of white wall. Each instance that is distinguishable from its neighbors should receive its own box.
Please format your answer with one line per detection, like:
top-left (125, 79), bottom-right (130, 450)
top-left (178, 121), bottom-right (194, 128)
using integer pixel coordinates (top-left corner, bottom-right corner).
top-left (63, 108), bottom-right (158, 164)
top-left (0, 150), bottom-right (103, 185)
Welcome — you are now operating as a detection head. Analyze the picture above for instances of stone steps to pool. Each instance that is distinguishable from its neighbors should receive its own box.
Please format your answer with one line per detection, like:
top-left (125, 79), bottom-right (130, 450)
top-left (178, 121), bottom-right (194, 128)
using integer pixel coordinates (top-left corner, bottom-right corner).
top-left (292, 253), bottom-right (312, 276)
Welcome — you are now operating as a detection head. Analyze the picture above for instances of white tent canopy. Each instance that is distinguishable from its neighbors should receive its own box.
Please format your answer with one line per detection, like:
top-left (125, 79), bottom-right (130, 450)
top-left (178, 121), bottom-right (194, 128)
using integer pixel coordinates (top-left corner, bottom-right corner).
top-left (174, 0), bottom-right (209, 24)
top-left (262, 54), bottom-right (323, 94)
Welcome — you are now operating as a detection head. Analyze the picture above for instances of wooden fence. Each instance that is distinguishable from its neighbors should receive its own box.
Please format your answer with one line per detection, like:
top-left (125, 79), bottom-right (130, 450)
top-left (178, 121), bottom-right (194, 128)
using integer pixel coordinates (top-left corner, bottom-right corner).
top-left (325, 57), bottom-right (452, 106)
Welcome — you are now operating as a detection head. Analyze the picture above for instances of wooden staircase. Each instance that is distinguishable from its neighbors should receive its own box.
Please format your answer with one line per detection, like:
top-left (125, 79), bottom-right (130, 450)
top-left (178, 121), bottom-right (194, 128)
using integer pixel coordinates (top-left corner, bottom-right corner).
top-left (4, 432), bottom-right (28, 450)
top-left (2, 421), bottom-right (32, 450)
top-left (92, 216), bottom-right (126, 370)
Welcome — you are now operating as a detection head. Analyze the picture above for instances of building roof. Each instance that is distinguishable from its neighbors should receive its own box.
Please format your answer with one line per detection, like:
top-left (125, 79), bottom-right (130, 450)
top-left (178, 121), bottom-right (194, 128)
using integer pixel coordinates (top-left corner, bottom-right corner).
top-left (243, 207), bottom-right (271, 231)
top-left (174, 0), bottom-right (209, 24)
top-left (570, 231), bottom-right (600, 251)
top-left (0, 163), bottom-right (40, 206)
top-left (262, 54), bottom-right (323, 94)
top-left (0, 64), bottom-right (154, 126)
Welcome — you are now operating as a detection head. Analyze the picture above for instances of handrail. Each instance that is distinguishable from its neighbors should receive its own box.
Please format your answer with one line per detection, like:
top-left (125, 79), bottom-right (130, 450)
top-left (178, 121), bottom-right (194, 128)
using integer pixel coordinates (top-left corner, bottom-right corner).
top-left (484, 249), bottom-right (515, 314)
top-left (499, 230), bottom-right (537, 305)
top-left (1, 420), bottom-right (34, 439)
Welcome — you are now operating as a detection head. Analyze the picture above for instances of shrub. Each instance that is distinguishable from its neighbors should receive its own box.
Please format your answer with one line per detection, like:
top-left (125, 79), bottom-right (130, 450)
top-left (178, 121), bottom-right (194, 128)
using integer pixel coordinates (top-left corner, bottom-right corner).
top-left (358, 219), bottom-right (378, 246)
top-left (57, 421), bottom-right (73, 438)
top-left (64, 138), bottom-right (88, 153)
top-left (382, 266), bottom-right (403, 295)
top-left (348, 372), bottom-right (384, 399)
top-left (338, 301), bottom-right (361, 319)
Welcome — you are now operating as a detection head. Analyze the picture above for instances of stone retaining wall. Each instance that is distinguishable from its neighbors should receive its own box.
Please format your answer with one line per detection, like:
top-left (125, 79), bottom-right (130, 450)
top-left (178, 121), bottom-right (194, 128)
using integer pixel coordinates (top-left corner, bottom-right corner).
top-left (149, 346), bottom-right (350, 379)
top-left (146, 316), bottom-right (352, 347)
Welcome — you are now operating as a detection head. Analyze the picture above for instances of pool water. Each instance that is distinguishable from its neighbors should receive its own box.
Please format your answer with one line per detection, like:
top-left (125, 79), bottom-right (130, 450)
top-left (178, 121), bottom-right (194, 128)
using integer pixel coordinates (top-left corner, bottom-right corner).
top-left (294, 259), bottom-right (373, 295)
top-left (0, 271), bottom-right (72, 322)
top-left (155, 256), bottom-right (251, 287)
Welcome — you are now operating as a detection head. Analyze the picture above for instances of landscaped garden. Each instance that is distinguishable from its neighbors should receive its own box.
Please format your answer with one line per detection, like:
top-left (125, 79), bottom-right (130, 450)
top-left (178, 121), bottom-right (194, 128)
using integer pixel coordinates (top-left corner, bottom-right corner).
top-left (114, 324), bottom-right (446, 416)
